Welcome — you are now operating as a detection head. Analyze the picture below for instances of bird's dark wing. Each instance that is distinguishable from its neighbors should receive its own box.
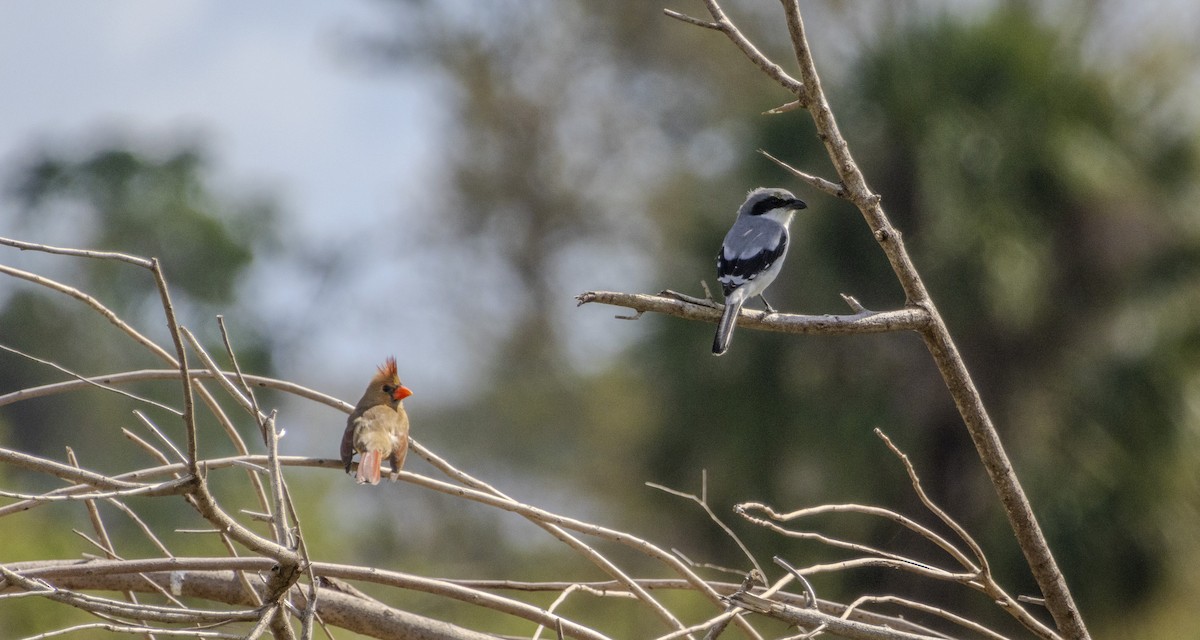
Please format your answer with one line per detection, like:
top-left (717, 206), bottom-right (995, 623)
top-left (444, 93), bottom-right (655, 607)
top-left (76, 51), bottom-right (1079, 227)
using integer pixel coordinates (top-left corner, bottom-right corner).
top-left (716, 220), bottom-right (788, 295)
top-left (340, 414), bottom-right (357, 473)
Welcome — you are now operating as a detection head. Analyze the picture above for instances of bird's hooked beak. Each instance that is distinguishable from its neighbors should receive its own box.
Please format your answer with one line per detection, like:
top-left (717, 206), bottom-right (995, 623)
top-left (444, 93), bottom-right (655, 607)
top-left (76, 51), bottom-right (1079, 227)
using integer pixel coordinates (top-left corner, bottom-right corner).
top-left (789, 197), bottom-right (808, 210)
top-left (392, 385), bottom-right (414, 402)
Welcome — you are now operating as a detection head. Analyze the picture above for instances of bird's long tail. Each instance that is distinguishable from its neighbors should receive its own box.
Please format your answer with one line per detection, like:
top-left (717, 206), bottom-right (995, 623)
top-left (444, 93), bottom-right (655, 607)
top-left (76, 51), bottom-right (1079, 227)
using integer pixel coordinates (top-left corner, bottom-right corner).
top-left (713, 289), bottom-right (746, 356)
top-left (356, 449), bottom-right (383, 485)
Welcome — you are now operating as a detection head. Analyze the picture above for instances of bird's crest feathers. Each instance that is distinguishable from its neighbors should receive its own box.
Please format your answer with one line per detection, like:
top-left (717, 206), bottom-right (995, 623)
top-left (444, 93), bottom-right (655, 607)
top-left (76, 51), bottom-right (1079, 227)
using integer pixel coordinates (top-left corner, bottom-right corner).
top-left (374, 356), bottom-right (399, 384)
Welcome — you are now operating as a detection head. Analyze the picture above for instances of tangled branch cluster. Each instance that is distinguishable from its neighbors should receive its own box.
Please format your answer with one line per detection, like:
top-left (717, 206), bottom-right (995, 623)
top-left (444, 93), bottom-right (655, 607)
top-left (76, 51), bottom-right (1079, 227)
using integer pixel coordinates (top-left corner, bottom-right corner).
top-left (1, 237), bottom-right (1053, 639)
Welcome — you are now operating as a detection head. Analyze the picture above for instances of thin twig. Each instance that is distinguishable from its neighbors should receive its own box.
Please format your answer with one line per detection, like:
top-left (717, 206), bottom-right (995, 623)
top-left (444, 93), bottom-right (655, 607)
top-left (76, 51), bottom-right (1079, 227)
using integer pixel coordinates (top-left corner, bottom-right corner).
top-left (772, 557), bottom-right (816, 609)
top-left (663, 2), bottom-right (806, 95)
top-left (243, 604), bottom-right (278, 640)
top-left (173, 331), bottom-right (274, 515)
top-left (532, 584), bottom-right (632, 640)
top-left (132, 412), bottom-right (188, 465)
top-left (737, 501), bottom-right (977, 575)
top-left (0, 344), bottom-right (181, 415)
top-left (0, 566), bottom-right (259, 624)
top-left (0, 237), bottom-right (154, 268)
top-left (0, 369), bottom-right (352, 413)
top-left (19, 623), bottom-right (241, 639)
top-left (873, 430), bottom-right (989, 575)
top-left (840, 595), bottom-right (1013, 640)
top-left (121, 428), bottom-right (174, 468)
top-left (139, 259), bottom-right (198, 473)
top-left (66, 448), bottom-right (157, 639)
top-left (0, 477), bottom-right (194, 502)
top-left (407, 443), bottom-right (755, 638)
top-left (105, 499), bottom-right (174, 558)
top-left (0, 448), bottom-right (154, 491)
top-left (646, 471), bottom-right (765, 578)
top-left (757, 149), bottom-right (845, 198)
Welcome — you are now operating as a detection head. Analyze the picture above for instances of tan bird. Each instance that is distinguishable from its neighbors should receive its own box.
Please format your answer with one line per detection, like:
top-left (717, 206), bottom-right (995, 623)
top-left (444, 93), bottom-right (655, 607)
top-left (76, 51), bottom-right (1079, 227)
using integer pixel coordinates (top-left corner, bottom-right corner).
top-left (340, 357), bottom-right (412, 485)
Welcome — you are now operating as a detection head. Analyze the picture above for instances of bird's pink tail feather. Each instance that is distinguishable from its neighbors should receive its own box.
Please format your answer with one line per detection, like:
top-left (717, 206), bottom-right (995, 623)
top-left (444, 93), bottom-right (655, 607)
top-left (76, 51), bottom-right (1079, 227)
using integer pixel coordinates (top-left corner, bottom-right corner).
top-left (356, 450), bottom-right (382, 485)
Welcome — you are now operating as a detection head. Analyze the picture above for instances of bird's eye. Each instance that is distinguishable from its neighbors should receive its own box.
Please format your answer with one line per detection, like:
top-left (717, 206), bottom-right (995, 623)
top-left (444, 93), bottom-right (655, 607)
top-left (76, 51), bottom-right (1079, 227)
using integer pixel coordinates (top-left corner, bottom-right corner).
top-left (382, 384), bottom-right (396, 395)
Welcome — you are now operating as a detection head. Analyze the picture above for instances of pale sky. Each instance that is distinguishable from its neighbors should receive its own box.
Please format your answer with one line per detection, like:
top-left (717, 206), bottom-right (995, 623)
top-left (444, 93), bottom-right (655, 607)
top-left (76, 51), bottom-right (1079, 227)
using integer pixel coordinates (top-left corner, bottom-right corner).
top-left (0, 2), bottom-right (657, 463)
top-left (0, 2), bottom-right (475, 408)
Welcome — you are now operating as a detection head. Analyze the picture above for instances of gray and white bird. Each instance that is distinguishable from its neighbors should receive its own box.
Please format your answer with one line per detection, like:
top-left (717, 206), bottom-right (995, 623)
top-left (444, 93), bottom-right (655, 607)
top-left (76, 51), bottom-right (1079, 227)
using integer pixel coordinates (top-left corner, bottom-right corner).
top-left (713, 187), bottom-right (808, 355)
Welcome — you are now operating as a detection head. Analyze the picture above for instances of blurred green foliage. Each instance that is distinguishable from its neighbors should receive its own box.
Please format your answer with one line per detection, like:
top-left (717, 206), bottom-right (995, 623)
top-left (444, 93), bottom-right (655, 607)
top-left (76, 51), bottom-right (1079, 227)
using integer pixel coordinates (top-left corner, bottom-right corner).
top-left (0, 145), bottom-right (282, 628)
top-left (11, 147), bottom-right (272, 308)
top-left (1, 146), bottom-right (277, 450)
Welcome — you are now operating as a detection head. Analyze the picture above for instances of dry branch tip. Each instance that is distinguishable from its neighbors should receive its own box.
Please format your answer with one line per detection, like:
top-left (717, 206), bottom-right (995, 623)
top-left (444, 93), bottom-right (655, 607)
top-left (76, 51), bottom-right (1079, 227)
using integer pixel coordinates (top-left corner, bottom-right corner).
top-left (662, 9), bottom-right (721, 30)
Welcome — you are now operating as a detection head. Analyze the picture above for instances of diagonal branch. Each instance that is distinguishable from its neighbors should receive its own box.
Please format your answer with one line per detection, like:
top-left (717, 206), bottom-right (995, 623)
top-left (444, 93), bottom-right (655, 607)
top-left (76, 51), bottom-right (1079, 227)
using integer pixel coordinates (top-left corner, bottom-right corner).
top-left (725, 589), bottom-right (944, 640)
top-left (757, 149), bottom-right (846, 199)
top-left (664, 3), bottom-right (805, 95)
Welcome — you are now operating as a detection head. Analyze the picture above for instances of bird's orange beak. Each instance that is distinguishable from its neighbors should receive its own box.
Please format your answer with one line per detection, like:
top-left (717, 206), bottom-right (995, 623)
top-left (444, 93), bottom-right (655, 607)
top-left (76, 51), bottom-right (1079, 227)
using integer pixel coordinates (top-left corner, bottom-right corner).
top-left (392, 385), bottom-right (413, 401)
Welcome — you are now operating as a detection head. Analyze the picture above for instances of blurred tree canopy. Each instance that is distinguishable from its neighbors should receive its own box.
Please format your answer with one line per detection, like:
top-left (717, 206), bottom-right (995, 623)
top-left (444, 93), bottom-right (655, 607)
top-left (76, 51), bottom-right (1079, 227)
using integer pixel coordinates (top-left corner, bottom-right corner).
top-left (0, 144), bottom-right (286, 631)
top-left (1, 144), bottom-right (278, 457)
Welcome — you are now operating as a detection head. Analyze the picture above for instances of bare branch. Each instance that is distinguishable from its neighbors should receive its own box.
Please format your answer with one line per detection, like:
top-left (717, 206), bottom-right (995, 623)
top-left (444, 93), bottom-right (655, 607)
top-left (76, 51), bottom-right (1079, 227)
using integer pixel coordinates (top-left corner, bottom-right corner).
top-left (139, 258), bottom-right (199, 473)
top-left (1, 229), bottom-right (1075, 639)
top-left (0, 369), bottom-right (351, 414)
top-left (21, 623), bottom-right (240, 639)
top-left (0, 566), bottom-right (258, 624)
top-left (646, 471), bottom-right (765, 578)
top-left (0, 237), bottom-right (154, 268)
top-left (772, 557), bottom-right (816, 609)
top-left (662, 9), bottom-right (719, 30)
top-left (577, 290), bottom-right (930, 335)
top-left (0, 343), bottom-right (181, 415)
top-left (104, 499), bottom-right (174, 558)
top-left (757, 149), bottom-right (845, 198)
top-left (840, 595), bottom-right (1014, 640)
top-left (874, 429), bottom-right (989, 575)
top-left (736, 432), bottom-right (1062, 640)
top-left (737, 502), bottom-right (978, 576)
top-left (0, 264), bottom-right (176, 363)
top-left (359, 574), bottom-right (945, 636)
top-left (0, 477), bottom-right (195, 502)
top-left (7, 557), bottom-right (611, 640)
top-left (5, 561), bottom-right (503, 640)
top-left (407, 439), bottom-right (729, 637)
top-left (132, 411), bottom-right (188, 465)
top-left (726, 589), bottom-right (944, 640)
top-left (121, 427), bottom-right (174, 467)
top-left (665, 2), bottom-right (806, 96)
top-left (0, 448), bottom-right (151, 491)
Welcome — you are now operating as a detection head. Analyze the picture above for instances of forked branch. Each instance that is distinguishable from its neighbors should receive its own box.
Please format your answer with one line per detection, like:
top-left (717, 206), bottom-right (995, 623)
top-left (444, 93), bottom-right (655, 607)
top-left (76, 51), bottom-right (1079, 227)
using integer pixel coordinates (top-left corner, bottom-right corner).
top-left (736, 430), bottom-right (1059, 640)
